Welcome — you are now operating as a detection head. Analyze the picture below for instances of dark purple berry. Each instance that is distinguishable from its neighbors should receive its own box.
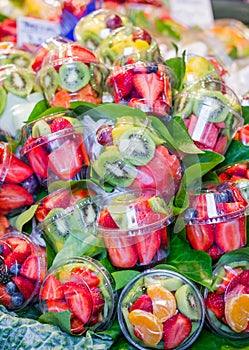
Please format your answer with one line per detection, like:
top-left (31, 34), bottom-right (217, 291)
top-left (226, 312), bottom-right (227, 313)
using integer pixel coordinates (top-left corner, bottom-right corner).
top-left (21, 174), bottom-right (39, 194)
top-left (9, 263), bottom-right (21, 276)
top-left (132, 29), bottom-right (152, 45)
top-left (105, 14), bottom-right (122, 29)
top-left (146, 65), bottom-right (158, 73)
top-left (184, 208), bottom-right (198, 222)
top-left (96, 124), bottom-right (114, 146)
top-left (6, 281), bottom-right (17, 295)
top-left (11, 292), bottom-right (24, 307)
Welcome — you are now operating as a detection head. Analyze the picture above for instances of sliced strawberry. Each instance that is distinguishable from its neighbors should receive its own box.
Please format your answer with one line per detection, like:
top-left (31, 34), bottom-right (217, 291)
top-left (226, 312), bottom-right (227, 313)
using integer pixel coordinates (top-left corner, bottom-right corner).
top-left (98, 209), bottom-right (119, 228)
top-left (0, 183), bottom-right (34, 215)
top-left (206, 244), bottom-right (224, 261)
top-left (225, 163), bottom-right (248, 177)
top-left (133, 72), bottom-right (164, 104)
top-left (20, 254), bottom-right (39, 281)
top-left (135, 229), bottom-right (161, 266)
top-left (35, 205), bottom-right (49, 222)
top-left (40, 274), bottom-right (64, 301)
top-left (213, 135), bottom-right (228, 154)
top-left (239, 270), bottom-right (249, 287)
top-left (90, 286), bottom-right (105, 316)
top-left (163, 313), bottom-right (192, 350)
top-left (63, 281), bottom-right (92, 324)
top-left (5, 237), bottom-right (24, 249)
top-left (50, 117), bottom-right (73, 133)
top-left (0, 242), bottom-right (12, 258)
top-left (71, 267), bottom-right (100, 288)
top-left (129, 294), bottom-right (153, 313)
top-left (225, 283), bottom-right (247, 299)
top-left (42, 190), bottom-right (70, 211)
top-left (70, 315), bottom-right (85, 334)
top-left (0, 284), bottom-right (12, 307)
top-left (46, 299), bottom-right (69, 312)
top-left (237, 124), bottom-right (249, 145)
top-left (205, 292), bottom-right (225, 319)
top-left (67, 44), bottom-right (98, 64)
top-left (214, 216), bottom-right (246, 252)
top-left (12, 276), bottom-right (34, 300)
top-left (112, 70), bottom-right (133, 98)
top-left (4, 153), bottom-right (33, 184)
top-left (27, 146), bottom-right (49, 179)
top-left (186, 223), bottom-right (214, 251)
top-left (216, 267), bottom-right (243, 294)
top-left (5, 240), bottom-right (31, 266)
top-left (69, 188), bottom-right (90, 206)
top-left (31, 47), bottom-right (49, 72)
top-left (48, 139), bottom-right (83, 180)
top-left (217, 202), bottom-right (247, 215)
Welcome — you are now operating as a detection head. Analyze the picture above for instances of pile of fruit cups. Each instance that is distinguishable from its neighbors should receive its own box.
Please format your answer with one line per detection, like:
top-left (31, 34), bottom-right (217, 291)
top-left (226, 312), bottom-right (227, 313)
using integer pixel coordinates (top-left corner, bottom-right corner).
top-left (118, 269), bottom-right (205, 350)
top-left (184, 182), bottom-right (248, 262)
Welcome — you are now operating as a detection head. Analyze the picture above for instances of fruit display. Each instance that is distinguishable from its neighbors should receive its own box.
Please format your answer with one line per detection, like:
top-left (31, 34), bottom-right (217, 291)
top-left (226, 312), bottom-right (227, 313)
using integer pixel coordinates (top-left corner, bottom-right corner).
top-left (204, 258), bottom-right (249, 339)
top-left (118, 269), bottom-right (205, 349)
top-left (39, 256), bottom-right (116, 335)
top-left (96, 189), bottom-right (173, 269)
top-left (185, 182), bottom-right (248, 261)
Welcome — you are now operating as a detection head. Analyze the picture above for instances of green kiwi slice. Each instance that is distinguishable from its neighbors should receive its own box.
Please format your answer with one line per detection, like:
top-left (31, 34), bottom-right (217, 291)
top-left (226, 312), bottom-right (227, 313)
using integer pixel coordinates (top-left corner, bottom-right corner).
top-left (8, 51), bottom-right (31, 69)
top-left (92, 147), bottom-right (137, 187)
top-left (39, 66), bottom-right (59, 100)
top-left (175, 284), bottom-right (201, 321)
top-left (58, 61), bottom-right (90, 93)
top-left (3, 70), bottom-right (33, 97)
top-left (32, 119), bottom-right (51, 137)
top-left (0, 85), bottom-right (7, 116)
top-left (89, 63), bottom-right (106, 93)
top-left (80, 30), bottom-right (102, 51)
top-left (174, 93), bottom-right (194, 118)
top-left (118, 127), bottom-right (156, 166)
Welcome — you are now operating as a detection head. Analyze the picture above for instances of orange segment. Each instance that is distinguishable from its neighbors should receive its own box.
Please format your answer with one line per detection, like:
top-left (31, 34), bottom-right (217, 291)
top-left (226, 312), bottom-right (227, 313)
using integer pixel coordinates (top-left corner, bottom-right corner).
top-left (128, 309), bottom-right (163, 346)
top-left (225, 294), bottom-right (249, 332)
top-left (147, 285), bottom-right (176, 322)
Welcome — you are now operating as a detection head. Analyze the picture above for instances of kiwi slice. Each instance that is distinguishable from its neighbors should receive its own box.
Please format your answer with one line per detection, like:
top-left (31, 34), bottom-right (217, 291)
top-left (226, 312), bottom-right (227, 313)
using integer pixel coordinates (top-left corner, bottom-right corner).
top-left (174, 93), bottom-right (194, 118)
top-left (80, 31), bottom-right (102, 51)
top-left (118, 127), bottom-right (156, 166)
top-left (3, 70), bottom-right (33, 97)
top-left (175, 284), bottom-right (201, 321)
top-left (32, 119), bottom-right (51, 137)
top-left (59, 62), bottom-right (90, 93)
top-left (89, 63), bottom-right (107, 93)
top-left (0, 85), bottom-right (7, 116)
top-left (39, 66), bottom-right (59, 100)
top-left (144, 276), bottom-right (183, 291)
top-left (8, 51), bottom-right (31, 69)
top-left (148, 196), bottom-right (170, 215)
top-left (92, 147), bottom-right (137, 187)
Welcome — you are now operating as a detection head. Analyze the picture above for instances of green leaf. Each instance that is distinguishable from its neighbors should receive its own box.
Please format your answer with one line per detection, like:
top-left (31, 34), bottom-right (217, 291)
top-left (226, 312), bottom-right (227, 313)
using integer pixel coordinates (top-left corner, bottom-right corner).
top-left (217, 247), bottom-right (249, 266)
top-left (242, 106), bottom-right (249, 124)
top-left (112, 270), bottom-right (140, 291)
top-left (165, 54), bottom-right (186, 91)
top-left (39, 310), bottom-right (72, 335)
top-left (14, 205), bottom-right (38, 232)
top-left (26, 99), bottom-right (50, 122)
top-left (215, 140), bottom-right (249, 168)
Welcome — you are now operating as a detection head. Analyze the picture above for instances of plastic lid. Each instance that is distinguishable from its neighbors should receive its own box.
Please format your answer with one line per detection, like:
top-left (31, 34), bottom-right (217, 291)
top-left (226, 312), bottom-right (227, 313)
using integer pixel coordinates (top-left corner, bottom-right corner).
top-left (0, 142), bottom-right (11, 185)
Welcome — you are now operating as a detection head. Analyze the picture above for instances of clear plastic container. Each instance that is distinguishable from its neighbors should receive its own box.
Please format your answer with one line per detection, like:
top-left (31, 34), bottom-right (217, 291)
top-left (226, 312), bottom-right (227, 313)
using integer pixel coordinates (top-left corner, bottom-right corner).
top-left (174, 78), bottom-right (243, 155)
top-left (184, 182), bottom-right (248, 261)
top-left (204, 257), bottom-right (249, 339)
top-left (118, 269), bottom-right (205, 349)
top-left (0, 231), bottom-right (47, 311)
top-left (39, 256), bottom-right (117, 335)
top-left (95, 189), bottom-right (174, 269)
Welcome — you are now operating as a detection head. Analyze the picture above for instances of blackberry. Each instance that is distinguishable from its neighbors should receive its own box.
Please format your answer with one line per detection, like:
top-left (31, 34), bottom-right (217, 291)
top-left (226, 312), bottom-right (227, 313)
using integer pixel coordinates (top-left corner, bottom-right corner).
top-left (0, 264), bottom-right (11, 284)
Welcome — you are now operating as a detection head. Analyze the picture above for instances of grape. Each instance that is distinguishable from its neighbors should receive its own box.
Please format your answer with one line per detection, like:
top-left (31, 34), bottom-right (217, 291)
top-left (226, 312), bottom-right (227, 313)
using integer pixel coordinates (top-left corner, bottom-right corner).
top-left (105, 14), bottom-right (122, 29)
top-left (132, 29), bottom-right (152, 45)
top-left (96, 125), bottom-right (114, 146)
top-left (22, 174), bottom-right (39, 194)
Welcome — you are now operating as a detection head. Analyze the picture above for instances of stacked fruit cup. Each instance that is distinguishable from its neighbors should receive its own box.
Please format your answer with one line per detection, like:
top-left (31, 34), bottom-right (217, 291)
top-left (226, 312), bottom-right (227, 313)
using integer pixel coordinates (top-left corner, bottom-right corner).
top-left (0, 42), bottom-right (32, 69)
top-left (36, 41), bottom-right (109, 108)
top-left (0, 231), bottom-right (47, 311)
top-left (107, 59), bottom-right (176, 121)
top-left (0, 141), bottom-right (39, 216)
top-left (118, 269), bottom-right (205, 349)
top-left (95, 189), bottom-right (174, 270)
top-left (39, 256), bottom-right (117, 335)
top-left (173, 78), bottom-right (244, 155)
top-left (19, 112), bottom-right (90, 189)
top-left (204, 257), bottom-right (249, 339)
top-left (184, 182), bottom-right (248, 262)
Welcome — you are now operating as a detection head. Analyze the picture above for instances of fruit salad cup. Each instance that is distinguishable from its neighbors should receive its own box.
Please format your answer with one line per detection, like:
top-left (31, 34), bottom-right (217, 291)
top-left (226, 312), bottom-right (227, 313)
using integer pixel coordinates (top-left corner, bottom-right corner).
top-left (39, 256), bottom-right (117, 335)
top-left (0, 42), bottom-right (32, 69)
top-left (91, 116), bottom-right (182, 202)
top-left (0, 141), bottom-right (39, 216)
top-left (184, 182), bottom-right (248, 262)
top-left (0, 231), bottom-right (47, 311)
top-left (20, 112), bottom-right (90, 189)
top-left (95, 189), bottom-right (174, 270)
top-left (74, 9), bottom-right (131, 52)
top-left (234, 123), bottom-right (249, 145)
top-left (118, 269), bottom-right (205, 349)
top-left (37, 42), bottom-right (108, 107)
top-left (107, 60), bottom-right (175, 119)
top-left (174, 79), bottom-right (243, 155)
top-left (204, 257), bottom-right (249, 339)
top-left (99, 25), bottom-right (162, 68)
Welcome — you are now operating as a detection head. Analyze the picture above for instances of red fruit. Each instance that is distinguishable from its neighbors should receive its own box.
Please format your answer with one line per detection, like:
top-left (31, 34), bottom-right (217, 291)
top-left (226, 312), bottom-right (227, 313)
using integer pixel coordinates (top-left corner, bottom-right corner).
top-left (50, 117), bottom-right (73, 133)
top-left (46, 299), bottom-right (69, 312)
top-left (31, 47), bottom-right (49, 72)
top-left (5, 239), bottom-right (31, 266)
top-left (216, 267), bottom-right (243, 294)
top-left (35, 206), bottom-right (49, 222)
top-left (50, 89), bottom-right (71, 108)
top-left (0, 242), bottom-right (12, 258)
top-left (205, 292), bottom-right (225, 319)
top-left (225, 163), bottom-right (248, 177)
top-left (98, 209), bottom-right (118, 228)
top-left (237, 124), bottom-right (249, 145)
top-left (70, 315), bottom-right (85, 334)
top-left (135, 229), bottom-right (161, 266)
top-left (132, 28), bottom-right (152, 44)
top-left (71, 267), bottom-right (100, 288)
top-left (20, 254), bottom-right (39, 281)
top-left (186, 223), bottom-right (214, 251)
top-left (63, 281), bottom-right (92, 324)
top-left (133, 72), bottom-right (164, 104)
top-left (105, 14), bottom-right (123, 29)
top-left (113, 70), bottom-right (133, 98)
top-left (163, 313), bottom-right (192, 350)
top-left (213, 135), bottom-right (228, 154)
top-left (0, 284), bottom-right (12, 307)
top-left (48, 140), bottom-right (83, 180)
top-left (130, 294), bottom-right (153, 313)
top-left (96, 124), bottom-right (114, 146)
top-left (206, 244), bottom-right (224, 261)
top-left (12, 276), bottom-right (34, 300)
top-left (0, 183), bottom-right (34, 215)
top-left (27, 146), bottom-right (49, 179)
top-left (225, 282), bottom-right (246, 298)
top-left (65, 44), bottom-right (98, 64)
top-left (40, 274), bottom-right (64, 301)
top-left (239, 270), bottom-right (249, 287)
top-left (5, 237), bottom-right (24, 249)
top-left (90, 286), bottom-right (105, 317)
top-left (4, 153), bottom-right (33, 184)
top-left (42, 190), bottom-right (70, 211)
top-left (214, 216), bottom-right (246, 253)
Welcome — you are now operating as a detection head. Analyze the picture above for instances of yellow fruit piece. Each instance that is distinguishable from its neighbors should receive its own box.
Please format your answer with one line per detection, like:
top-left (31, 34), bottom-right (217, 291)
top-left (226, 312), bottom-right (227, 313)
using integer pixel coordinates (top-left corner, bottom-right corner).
top-left (134, 39), bottom-right (150, 52)
top-left (112, 125), bottom-right (133, 144)
top-left (147, 285), bottom-right (176, 322)
top-left (184, 56), bottom-right (214, 83)
top-left (225, 294), bottom-right (249, 333)
top-left (128, 309), bottom-right (163, 346)
top-left (58, 271), bottom-right (71, 283)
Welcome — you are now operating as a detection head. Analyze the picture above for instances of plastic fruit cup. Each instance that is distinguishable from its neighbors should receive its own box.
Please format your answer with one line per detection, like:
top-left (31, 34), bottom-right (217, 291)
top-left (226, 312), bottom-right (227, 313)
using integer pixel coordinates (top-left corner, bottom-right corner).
top-left (74, 8), bottom-right (131, 52)
top-left (184, 182), bottom-right (248, 262)
top-left (37, 42), bottom-right (108, 108)
top-left (0, 141), bottom-right (38, 216)
top-left (118, 269), bottom-right (205, 350)
top-left (234, 123), bottom-right (249, 145)
top-left (39, 256), bottom-right (117, 335)
top-left (0, 42), bottom-right (32, 69)
top-left (107, 60), bottom-right (175, 119)
top-left (99, 25), bottom-right (162, 68)
top-left (204, 257), bottom-right (249, 339)
top-left (95, 189), bottom-right (174, 269)
top-left (20, 112), bottom-right (90, 188)
top-left (0, 231), bottom-right (47, 311)
top-left (173, 79), bottom-right (243, 155)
